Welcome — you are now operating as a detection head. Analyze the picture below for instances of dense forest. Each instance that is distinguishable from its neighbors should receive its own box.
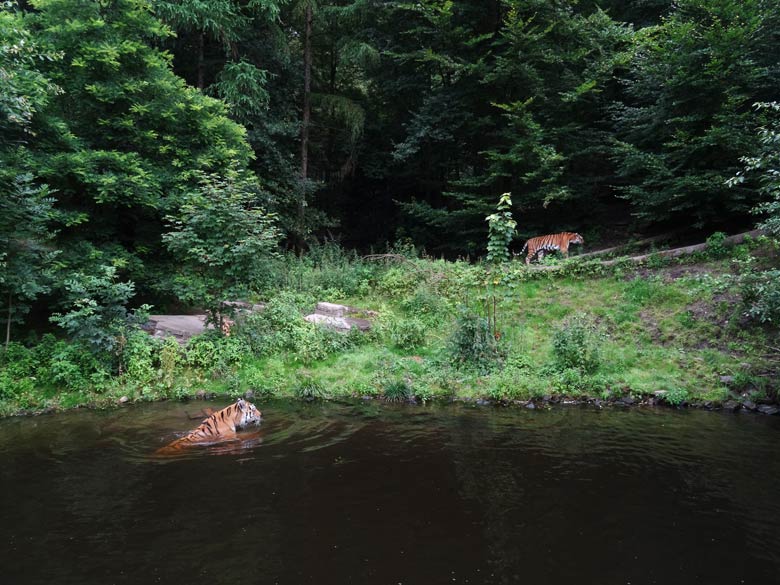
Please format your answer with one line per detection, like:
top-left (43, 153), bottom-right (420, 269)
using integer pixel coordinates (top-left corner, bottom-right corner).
top-left (1, 0), bottom-right (780, 410)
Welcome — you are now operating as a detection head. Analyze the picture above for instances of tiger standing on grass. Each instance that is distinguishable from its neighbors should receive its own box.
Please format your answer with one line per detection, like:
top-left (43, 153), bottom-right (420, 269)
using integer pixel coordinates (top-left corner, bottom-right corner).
top-left (156, 398), bottom-right (262, 454)
top-left (520, 232), bottom-right (584, 264)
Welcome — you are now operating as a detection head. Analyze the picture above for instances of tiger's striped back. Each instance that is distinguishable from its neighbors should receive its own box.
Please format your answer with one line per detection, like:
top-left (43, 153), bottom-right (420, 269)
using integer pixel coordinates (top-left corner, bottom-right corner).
top-left (157, 398), bottom-right (262, 454)
top-left (521, 232), bottom-right (584, 264)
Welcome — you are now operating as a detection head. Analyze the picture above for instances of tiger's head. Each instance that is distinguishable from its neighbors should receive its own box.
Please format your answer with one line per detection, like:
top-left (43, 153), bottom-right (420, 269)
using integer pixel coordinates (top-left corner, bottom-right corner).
top-left (234, 398), bottom-right (263, 429)
top-left (570, 233), bottom-right (584, 245)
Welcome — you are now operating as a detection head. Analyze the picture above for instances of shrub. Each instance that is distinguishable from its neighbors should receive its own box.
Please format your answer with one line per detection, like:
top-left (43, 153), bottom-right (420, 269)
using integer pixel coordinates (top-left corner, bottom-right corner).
top-left (159, 337), bottom-right (181, 389)
top-left (488, 368), bottom-right (548, 402)
top-left (550, 369), bottom-right (609, 396)
top-left (377, 267), bottom-right (418, 299)
top-left (0, 342), bottom-right (35, 379)
top-left (448, 309), bottom-right (502, 372)
top-left (740, 269), bottom-right (780, 324)
top-left (486, 192), bottom-right (517, 263)
top-left (122, 330), bottom-right (158, 383)
top-left (293, 373), bottom-right (328, 401)
top-left (242, 368), bottom-right (279, 398)
top-left (663, 387), bottom-right (689, 406)
top-left (49, 265), bottom-right (149, 366)
top-left (385, 316), bottom-right (427, 350)
top-left (400, 286), bottom-right (449, 323)
top-left (705, 231), bottom-right (729, 258)
top-left (551, 313), bottom-right (604, 374)
top-left (383, 379), bottom-right (413, 403)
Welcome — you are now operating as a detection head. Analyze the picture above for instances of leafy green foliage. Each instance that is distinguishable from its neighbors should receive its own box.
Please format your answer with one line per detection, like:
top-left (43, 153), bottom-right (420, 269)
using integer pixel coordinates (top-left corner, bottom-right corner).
top-left (0, 6), bottom-right (60, 142)
top-left (382, 378), bottom-right (413, 403)
top-left (0, 174), bottom-right (59, 343)
top-left (293, 372), bottom-right (328, 401)
top-left (613, 0), bottom-right (780, 226)
top-left (382, 316), bottom-right (427, 351)
top-left (729, 102), bottom-right (780, 237)
top-left (162, 170), bottom-right (280, 321)
top-left (740, 270), bottom-right (780, 324)
top-left (22, 0), bottom-right (256, 285)
top-left (663, 387), bottom-right (690, 407)
top-left (448, 309), bottom-right (501, 372)
top-left (551, 313), bottom-right (604, 374)
top-left (49, 265), bottom-right (149, 362)
top-left (486, 193), bottom-right (517, 263)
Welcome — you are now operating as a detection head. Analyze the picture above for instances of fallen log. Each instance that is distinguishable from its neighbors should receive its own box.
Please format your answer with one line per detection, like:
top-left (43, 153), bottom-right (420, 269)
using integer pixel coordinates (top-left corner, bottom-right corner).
top-left (575, 231), bottom-right (681, 260)
top-left (525, 228), bottom-right (766, 270)
top-left (599, 229), bottom-right (765, 266)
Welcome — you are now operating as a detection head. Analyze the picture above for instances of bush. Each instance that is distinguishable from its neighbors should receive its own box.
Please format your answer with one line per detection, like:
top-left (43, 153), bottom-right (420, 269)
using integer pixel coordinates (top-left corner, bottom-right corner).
top-left (242, 368), bottom-right (279, 398)
top-left (550, 369), bottom-right (609, 396)
top-left (377, 267), bottom-right (418, 299)
top-left (382, 379), bottom-right (413, 402)
top-left (740, 269), bottom-right (780, 324)
top-left (663, 387), bottom-right (689, 406)
top-left (159, 337), bottom-right (181, 389)
top-left (400, 286), bottom-right (450, 323)
top-left (551, 313), bottom-right (604, 374)
top-left (0, 342), bottom-right (35, 379)
top-left (705, 231), bottom-right (729, 258)
top-left (448, 309), bottom-right (502, 372)
top-left (122, 330), bottom-right (158, 384)
top-left (488, 368), bottom-right (548, 402)
top-left (293, 373), bottom-right (328, 401)
top-left (384, 316), bottom-right (427, 350)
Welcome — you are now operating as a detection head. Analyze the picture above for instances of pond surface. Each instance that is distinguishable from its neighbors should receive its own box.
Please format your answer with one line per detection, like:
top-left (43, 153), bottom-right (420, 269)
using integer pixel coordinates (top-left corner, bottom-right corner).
top-left (0, 400), bottom-right (778, 585)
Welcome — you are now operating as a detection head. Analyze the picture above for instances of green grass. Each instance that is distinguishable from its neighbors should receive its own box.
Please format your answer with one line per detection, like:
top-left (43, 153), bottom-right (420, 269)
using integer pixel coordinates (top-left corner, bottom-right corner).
top-left (1, 246), bottom-right (778, 415)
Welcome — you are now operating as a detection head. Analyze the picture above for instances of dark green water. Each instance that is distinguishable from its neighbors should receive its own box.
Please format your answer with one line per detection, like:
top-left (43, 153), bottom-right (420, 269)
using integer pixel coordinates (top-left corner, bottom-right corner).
top-left (0, 400), bottom-right (778, 585)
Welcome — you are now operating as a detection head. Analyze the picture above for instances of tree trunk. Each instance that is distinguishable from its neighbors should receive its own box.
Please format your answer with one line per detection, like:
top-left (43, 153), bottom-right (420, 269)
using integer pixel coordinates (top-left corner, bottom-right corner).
top-left (197, 32), bottom-right (205, 90)
top-left (5, 292), bottom-right (11, 351)
top-left (299, 3), bottom-right (313, 251)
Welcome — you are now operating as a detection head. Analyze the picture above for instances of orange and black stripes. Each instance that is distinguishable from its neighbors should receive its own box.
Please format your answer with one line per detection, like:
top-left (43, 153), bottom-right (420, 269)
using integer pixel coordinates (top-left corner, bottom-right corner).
top-left (157, 398), bottom-right (262, 453)
top-left (520, 232), bottom-right (584, 265)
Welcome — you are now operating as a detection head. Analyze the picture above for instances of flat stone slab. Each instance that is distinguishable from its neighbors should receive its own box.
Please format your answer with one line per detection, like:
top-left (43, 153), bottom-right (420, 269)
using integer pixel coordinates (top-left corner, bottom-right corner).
top-left (306, 302), bottom-right (375, 332)
top-left (305, 314), bottom-right (353, 331)
top-left (147, 300), bottom-right (375, 341)
top-left (315, 302), bottom-right (350, 317)
top-left (147, 314), bottom-right (210, 342)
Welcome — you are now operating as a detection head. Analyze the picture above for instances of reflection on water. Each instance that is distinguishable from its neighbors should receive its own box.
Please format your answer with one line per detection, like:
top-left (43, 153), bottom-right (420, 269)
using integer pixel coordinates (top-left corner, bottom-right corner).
top-left (0, 400), bottom-right (778, 585)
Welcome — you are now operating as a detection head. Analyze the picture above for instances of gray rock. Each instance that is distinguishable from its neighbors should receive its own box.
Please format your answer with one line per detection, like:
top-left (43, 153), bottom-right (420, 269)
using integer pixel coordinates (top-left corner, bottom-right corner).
top-left (757, 405), bottom-right (779, 416)
top-left (305, 313), bottom-right (354, 331)
top-left (742, 400), bottom-right (758, 411)
top-left (118, 396), bottom-right (129, 404)
top-left (315, 302), bottom-right (350, 317)
top-left (525, 402), bottom-right (536, 410)
top-left (195, 389), bottom-right (207, 400)
top-left (148, 314), bottom-right (210, 343)
top-left (244, 390), bottom-right (255, 400)
top-left (719, 375), bottom-right (736, 385)
top-left (722, 400), bottom-right (740, 412)
top-left (653, 390), bottom-right (668, 397)
top-left (621, 396), bottom-right (635, 405)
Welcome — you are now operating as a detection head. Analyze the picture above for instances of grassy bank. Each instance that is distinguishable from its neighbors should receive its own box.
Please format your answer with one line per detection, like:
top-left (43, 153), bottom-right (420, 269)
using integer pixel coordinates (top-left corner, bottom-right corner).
top-left (2, 238), bottom-right (779, 416)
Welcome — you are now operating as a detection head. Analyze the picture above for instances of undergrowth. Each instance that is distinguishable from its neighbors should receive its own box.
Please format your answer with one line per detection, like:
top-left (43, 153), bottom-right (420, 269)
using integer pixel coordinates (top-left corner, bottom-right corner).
top-left (1, 238), bottom-right (778, 414)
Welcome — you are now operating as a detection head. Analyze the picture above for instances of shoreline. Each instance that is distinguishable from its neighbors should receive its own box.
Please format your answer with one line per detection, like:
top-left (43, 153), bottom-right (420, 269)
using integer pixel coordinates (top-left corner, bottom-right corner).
top-left (4, 388), bottom-right (778, 418)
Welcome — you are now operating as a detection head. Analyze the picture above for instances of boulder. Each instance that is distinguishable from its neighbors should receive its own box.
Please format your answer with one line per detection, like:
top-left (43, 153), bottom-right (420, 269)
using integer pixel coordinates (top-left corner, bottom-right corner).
top-left (304, 314), bottom-right (354, 332)
top-left (757, 405), bottom-right (779, 416)
top-left (305, 302), bottom-right (374, 332)
top-left (147, 314), bottom-right (209, 343)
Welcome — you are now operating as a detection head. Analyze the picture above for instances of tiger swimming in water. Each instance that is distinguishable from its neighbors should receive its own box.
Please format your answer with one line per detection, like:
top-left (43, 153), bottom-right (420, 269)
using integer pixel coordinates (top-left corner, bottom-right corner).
top-left (520, 232), bottom-right (584, 264)
top-left (156, 398), bottom-right (262, 454)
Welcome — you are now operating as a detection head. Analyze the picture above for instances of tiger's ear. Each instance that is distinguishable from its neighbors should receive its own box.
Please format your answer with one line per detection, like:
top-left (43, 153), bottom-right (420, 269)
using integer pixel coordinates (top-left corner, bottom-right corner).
top-left (236, 398), bottom-right (246, 410)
